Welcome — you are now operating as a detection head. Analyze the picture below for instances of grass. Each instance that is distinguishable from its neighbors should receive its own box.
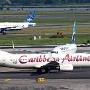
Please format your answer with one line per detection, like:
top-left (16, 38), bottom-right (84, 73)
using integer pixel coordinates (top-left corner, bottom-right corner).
top-left (0, 10), bottom-right (90, 15)
top-left (0, 10), bottom-right (90, 24)
top-left (1, 17), bottom-right (90, 24)
top-left (0, 10), bottom-right (90, 45)
top-left (0, 82), bottom-right (7, 84)
top-left (0, 34), bottom-right (90, 46)
top-left (7, 26), bottom-right (90, 34)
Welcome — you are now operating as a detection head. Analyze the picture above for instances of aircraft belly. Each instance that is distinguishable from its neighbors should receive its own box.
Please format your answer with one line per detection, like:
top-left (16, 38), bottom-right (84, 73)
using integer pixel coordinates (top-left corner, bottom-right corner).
top-left (65, 61), bottom-right (90, 67)
top-left (19, 62), bottom-right (41, 68)
top-left (10, 27), bottom-right (22, 30)
top-left (74, 62), bottom-right (90, 67)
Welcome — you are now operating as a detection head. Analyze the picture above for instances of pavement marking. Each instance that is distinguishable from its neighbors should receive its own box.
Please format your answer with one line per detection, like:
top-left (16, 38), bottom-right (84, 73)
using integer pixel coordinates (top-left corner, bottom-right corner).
top-left (36, 78), bottom-right (45, 82)
top-left (5, 78), bottom-right (12, 82)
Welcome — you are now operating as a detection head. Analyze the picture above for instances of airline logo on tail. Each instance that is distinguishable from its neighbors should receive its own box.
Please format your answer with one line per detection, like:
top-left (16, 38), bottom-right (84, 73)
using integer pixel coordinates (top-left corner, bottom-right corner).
top-left (24, 11), bottom-right (35, 23)
top-left (70, 21), bottom-right (76, 44)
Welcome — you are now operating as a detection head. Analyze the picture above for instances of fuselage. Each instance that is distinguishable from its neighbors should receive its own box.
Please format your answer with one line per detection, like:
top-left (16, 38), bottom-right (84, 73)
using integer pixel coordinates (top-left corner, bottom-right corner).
top-left (0, 22), bottom-right (36, 30)
top-left (51, 44), bottom-right (77, 54)
top-left (0, 53), bottom-right (90, 69)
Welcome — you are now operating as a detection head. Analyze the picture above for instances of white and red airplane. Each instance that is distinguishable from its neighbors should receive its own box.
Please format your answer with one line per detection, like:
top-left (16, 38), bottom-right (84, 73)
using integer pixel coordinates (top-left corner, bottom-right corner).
top-left (0, 50), bottom-right (90, 73)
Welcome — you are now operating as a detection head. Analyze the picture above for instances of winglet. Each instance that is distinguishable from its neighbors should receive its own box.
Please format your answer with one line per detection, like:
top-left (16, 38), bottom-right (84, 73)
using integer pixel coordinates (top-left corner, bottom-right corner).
top-left (24, 11), bottom-right (35, 23)
top-left (12, 41), bottom-right (15, 50)
top-left (70, 21), bottom-right (76, 44)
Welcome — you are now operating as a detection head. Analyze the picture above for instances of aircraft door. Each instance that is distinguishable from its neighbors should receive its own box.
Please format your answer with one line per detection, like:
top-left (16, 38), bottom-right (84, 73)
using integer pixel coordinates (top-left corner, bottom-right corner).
top-left (1, 57), bottom-right (6, 66)
top-left (12, 59), bottom-right (17, 65)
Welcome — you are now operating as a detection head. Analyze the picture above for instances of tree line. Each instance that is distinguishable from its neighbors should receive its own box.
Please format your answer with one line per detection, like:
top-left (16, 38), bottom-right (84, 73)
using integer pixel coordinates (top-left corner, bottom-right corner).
top-left (0, 0), bottom-right (90, 6)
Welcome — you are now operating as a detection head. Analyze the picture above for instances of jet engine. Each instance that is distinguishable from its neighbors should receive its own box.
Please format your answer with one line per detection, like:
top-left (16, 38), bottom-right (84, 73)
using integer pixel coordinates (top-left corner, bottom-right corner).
top-left (59, 64), bottom-right (73, 71)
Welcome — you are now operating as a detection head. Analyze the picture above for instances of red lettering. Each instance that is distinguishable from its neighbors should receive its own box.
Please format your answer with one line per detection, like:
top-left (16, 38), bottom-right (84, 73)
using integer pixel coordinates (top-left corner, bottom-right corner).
top-left (79, 55), bottom-right (82, 61)
top-left (38, 55), bottom-right (42, 62)
top-left (62, 54), bottom-right (69, 63)
top-left (19, 55), bottom-right (27, 64)
top-left (43, 55), bottom-right (46, 62)
top-left (19, 54), bottom-right (90, 65)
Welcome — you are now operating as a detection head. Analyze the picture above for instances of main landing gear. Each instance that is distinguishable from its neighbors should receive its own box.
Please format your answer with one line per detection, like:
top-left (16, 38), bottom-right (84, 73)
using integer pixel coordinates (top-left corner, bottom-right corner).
top-left (2, 31), bottom-right (6, 35)
top-left (37, 68), bottom-right (50, 73)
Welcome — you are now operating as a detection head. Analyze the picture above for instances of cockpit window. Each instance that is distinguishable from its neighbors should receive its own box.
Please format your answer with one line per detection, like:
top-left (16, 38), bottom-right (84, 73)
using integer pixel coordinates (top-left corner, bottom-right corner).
top-left (60, 47), bottom-right (69, 50)
top-left (51, 51), bottom-right (58, 53)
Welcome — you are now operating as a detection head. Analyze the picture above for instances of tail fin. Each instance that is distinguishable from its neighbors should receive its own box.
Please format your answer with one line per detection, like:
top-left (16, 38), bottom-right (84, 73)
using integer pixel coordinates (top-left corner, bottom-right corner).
top-left (24, 11), bottom-right (35, 23)
top-left (70, 21), bottom-right (76, 44)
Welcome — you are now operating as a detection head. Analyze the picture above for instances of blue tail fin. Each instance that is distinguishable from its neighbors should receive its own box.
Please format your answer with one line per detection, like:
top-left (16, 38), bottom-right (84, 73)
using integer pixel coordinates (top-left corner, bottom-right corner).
top-left (24, 11), bottom-right (35, 23)
top-left (70, 21), bottom-right (76, 44)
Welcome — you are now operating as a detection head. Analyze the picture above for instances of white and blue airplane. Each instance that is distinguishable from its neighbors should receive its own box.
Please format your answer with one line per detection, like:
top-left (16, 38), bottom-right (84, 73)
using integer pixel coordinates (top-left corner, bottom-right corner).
top-left (51, 21), bottom-right (77, 54)
top-left (0, 11), bottom-right (36, 35)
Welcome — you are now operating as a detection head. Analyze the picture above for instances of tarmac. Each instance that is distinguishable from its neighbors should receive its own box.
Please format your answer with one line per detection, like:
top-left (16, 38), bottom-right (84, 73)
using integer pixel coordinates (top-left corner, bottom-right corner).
top-left (0, 79), bottom-right (90, 90)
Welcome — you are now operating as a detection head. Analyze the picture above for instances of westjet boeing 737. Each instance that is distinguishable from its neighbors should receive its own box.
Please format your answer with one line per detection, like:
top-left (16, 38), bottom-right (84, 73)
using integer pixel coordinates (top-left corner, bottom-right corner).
top-left (0, 11), bottom-right (36, 35)
top-left (0, 50), bottom-right (90, 73)
top-left (51, 21), bottom-right (77, 54)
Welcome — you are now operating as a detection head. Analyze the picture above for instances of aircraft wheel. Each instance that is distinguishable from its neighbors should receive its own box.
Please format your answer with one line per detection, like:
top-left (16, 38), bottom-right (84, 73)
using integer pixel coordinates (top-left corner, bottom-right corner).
top-left (45, 68), bottom-right (50, 73)
top-left (3, 31), bottom-right (6, 35)
top-left (58, 66), bottom-right (60, 71)
top-left (37, 68), bottom-right (42, 73)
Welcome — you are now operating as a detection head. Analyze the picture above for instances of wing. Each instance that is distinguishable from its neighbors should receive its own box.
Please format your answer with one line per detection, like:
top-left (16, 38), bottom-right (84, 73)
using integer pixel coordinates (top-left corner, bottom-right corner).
top-left (0, 27), bottom-right (17, 35)
top-left (38, 52), bottom-right (59, 67)
top-left (0, 26), bottom-right (18, 31)
top-left (35, 52), bottom-right (73, 71)
top-left (12, 41), bottom-right (47, 54)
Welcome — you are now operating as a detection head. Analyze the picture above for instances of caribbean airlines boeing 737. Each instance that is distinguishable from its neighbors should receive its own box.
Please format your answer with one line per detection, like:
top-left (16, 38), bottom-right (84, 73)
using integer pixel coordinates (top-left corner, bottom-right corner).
top-left (0, 50), bottom-right (90, 73)
top-left (0, 11), bottom-right (36, 35)
top-left (51, 21), bottom-right (77, 54)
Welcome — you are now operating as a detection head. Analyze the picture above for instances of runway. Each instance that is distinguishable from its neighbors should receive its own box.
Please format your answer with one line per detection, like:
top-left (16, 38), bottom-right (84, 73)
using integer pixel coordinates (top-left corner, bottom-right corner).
top-left (1, 78), bottom-right (90, 90)
top-left (0, 67), bottom-right (90, 79)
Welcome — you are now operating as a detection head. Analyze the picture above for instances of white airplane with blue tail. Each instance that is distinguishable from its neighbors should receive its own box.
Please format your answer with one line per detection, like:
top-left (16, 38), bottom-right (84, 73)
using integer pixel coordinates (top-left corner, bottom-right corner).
top-left (51, 21), bottom-right (77, 54)
top-left (0, 10), bottom-right (36, 35)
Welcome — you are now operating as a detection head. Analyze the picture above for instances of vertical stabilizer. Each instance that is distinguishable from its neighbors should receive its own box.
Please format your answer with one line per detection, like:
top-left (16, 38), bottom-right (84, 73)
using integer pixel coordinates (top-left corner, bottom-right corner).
top-left (24, 11), bottom-right (35, 23)
top-left (70, 21), bottom-right (76, 44)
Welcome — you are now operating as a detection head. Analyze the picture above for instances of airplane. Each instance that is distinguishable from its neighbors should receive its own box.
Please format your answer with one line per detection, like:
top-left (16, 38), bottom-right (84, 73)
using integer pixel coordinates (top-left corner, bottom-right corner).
top-left (0, 11), bottom-right (36, 35)
top-left (0, 49), bottom-right (90, 73)
top-left (12, 21), bottom-right (77, 54)
top-left (51, 21), bottom-right (77, 54)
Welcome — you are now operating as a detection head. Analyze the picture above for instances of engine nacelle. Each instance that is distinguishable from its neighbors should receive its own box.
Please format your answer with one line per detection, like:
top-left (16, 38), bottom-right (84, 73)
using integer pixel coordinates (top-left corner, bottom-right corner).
top-left (0, 29), bottom-right (2, 33)
top-left (59, 64), bottom-right (73, 71)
